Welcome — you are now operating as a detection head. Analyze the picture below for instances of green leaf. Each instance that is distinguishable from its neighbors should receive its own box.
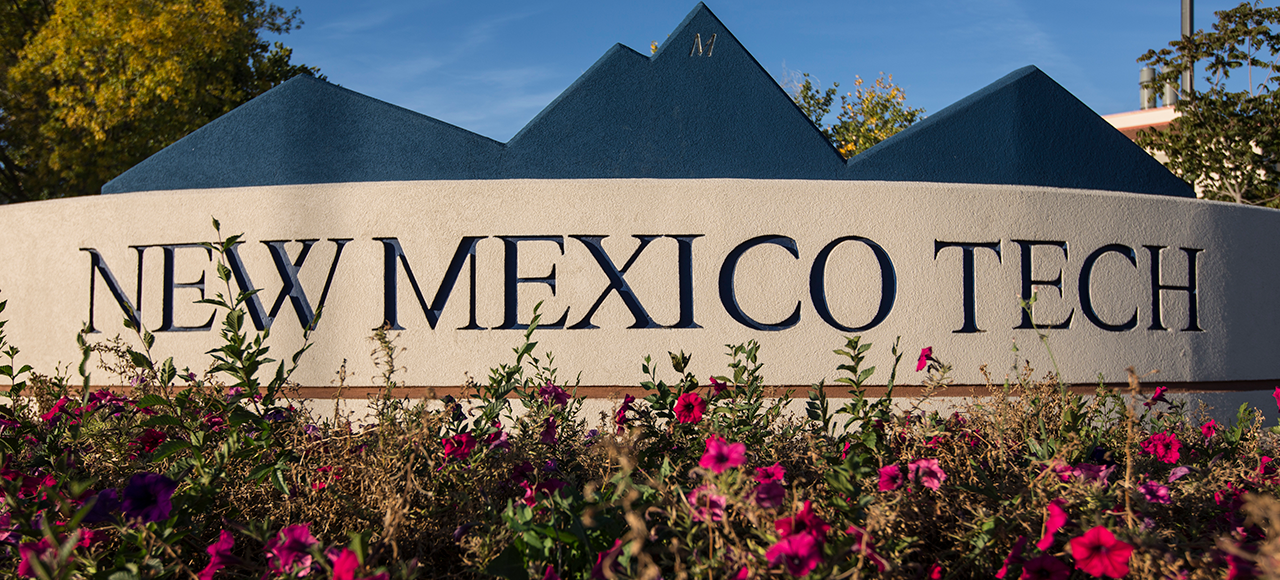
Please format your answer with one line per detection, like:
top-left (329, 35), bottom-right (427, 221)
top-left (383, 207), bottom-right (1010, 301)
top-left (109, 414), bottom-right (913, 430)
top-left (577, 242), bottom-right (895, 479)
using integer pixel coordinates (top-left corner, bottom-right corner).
top-left (135, 394), bottom-right (169, 408)
top-left (126, 349), bottom-right (153, 371)
top-left (247, 462), bottom-right (275, 482)
top-left (484, 544), bottom-right (529, 580)
top-left (152, 439), bottom-right (192, 461)
top-left (270, 468), bottom-right (289, 495)
top-left (141, 415), bottom-right (183, 428)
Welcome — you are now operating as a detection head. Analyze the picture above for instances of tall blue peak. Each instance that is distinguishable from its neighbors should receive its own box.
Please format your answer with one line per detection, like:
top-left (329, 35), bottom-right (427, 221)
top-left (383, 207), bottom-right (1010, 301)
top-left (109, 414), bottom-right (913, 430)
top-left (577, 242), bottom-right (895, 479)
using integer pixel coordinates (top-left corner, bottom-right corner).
top-left (103, 4), bottom-right (1192, 198)
top-left (845, 66), bottom-right (1193, 197)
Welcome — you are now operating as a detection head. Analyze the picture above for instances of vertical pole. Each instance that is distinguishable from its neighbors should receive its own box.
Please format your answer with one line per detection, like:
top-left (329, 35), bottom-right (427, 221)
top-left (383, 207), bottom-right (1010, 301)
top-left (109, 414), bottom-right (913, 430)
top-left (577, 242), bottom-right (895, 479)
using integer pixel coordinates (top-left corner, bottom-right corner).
top-left (1181, 0), bottom-right (1194, 96)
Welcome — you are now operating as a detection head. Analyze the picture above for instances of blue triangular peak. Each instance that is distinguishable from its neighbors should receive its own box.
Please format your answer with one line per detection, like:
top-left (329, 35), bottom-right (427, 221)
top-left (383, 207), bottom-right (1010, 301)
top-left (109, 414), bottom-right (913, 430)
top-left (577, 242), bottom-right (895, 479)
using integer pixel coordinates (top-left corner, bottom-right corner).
top-left (842, 66), bottom-right (1194, 197)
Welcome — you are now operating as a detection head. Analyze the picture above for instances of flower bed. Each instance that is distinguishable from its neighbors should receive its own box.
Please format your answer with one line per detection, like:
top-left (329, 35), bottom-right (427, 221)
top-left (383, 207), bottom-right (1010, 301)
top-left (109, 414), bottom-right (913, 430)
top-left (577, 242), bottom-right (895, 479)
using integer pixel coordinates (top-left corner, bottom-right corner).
top-left (2, 227), bottom-right (1280, 580)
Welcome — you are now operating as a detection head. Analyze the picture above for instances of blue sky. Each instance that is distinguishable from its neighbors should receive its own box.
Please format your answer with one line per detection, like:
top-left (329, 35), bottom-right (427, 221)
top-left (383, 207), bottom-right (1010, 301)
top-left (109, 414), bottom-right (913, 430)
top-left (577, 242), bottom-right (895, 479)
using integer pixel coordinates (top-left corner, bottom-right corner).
top-left (279, 0), bottom-right (1250, 142)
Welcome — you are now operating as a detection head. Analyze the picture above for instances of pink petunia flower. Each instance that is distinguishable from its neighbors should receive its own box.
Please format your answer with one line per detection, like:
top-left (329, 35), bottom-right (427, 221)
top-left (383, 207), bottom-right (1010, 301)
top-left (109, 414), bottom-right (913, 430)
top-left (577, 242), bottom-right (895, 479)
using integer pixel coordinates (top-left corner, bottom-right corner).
top-left (1022, 554), bottom-right (1070, 580)
top-left (1144, 385), bottom-right (1169, 408)
top-left (1037, 499), bottom-right (1069, 551)
top-left (699, 435), bottom-right (745, 473)
top-left (1274, 386), bottom-right (1280, 412)
top-left (709, 376), bottom-right (729, 396)
top-left (1139, 431), bottom-right (1182, 464)
top-left (685, 486), bottom-right (728, 522)
top-left (908, 458), bottom-right (946, 491)
top-left (542, 565), bottom-right (561, 580)
top-left (442, 433), bottom-right (476, 461)
top-left (18, 538), bottom-right (56, 578)
top-left (766, 532), bottom-right (822, 577)
top-left (40, 397), bottom-right (70, 425)
top-left (197, 530), bottom-right (237, 580)
top-left (673, 392), bottom-right (706, 424)
top-left (591, 539), bottom-right (624, 580)
top-left (1168, 466), bottom-right (1192, 482)
top-left (755, 463), bottom-right (786, 483)
top-left (329, 547), bottom-right (359, 580)
top-left (1069, 526), bottom-right (1133, 578)
top-left (994, 535), bottom-right (1026, 579)
top-left (775, 501), bottom-right (831, 544)
top-left (614, 394), bottom-right (634, 433)
top-left (1072, 463), bottom-right (1115, 486)
top-left (916, 347), bottom-right (933, 372)
top-left (266, 524), bottom-right (319, 577)
top-left (878, 464), bottom-right (903, 491)
top-left (1139, 481), bottom-right (1172, 505)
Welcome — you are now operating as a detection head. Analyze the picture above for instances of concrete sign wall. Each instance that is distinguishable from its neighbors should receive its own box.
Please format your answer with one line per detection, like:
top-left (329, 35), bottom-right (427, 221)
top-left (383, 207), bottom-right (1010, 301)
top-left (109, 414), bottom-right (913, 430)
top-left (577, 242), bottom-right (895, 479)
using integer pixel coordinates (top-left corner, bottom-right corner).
top-left (0, 4), bottom-right (1272, 398)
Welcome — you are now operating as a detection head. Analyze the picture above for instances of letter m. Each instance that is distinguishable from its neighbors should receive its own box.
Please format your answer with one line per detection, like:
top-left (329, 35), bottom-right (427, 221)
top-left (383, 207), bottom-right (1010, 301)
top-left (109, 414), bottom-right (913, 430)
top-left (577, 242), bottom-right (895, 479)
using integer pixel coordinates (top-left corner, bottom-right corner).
top-left (376, 237), bottom-right (485, 330)
top-left (81, 248), bottom-right (141, 332)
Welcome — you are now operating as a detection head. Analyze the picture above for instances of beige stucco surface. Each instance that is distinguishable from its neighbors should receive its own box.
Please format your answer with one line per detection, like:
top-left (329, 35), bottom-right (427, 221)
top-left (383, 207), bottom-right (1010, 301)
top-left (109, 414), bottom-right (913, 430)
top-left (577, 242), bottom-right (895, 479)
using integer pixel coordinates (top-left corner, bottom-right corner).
top-left (0, 179), bottom-right (1275, 391)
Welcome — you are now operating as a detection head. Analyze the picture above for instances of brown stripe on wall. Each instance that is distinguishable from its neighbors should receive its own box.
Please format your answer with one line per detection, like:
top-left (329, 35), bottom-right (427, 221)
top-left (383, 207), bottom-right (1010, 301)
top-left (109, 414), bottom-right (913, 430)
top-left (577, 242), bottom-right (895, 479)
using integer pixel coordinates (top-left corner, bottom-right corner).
top-left (88, 379), bottom-right (1280, 400)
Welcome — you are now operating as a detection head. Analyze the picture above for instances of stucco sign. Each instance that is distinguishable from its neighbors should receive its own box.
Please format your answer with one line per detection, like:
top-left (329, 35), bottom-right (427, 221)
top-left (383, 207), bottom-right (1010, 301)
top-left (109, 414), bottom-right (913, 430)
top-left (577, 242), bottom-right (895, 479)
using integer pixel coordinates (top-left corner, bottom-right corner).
top-left (0, 5), bottom-right (1273, 396)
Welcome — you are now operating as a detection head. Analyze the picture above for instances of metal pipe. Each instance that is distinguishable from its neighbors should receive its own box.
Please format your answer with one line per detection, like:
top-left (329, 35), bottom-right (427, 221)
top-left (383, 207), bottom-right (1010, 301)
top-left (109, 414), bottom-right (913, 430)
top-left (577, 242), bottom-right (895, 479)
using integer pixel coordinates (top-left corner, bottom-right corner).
top-left (1141, 67), bottom-right (1157, 110)
top-left (1182, 0), bottom-right (1194, 96)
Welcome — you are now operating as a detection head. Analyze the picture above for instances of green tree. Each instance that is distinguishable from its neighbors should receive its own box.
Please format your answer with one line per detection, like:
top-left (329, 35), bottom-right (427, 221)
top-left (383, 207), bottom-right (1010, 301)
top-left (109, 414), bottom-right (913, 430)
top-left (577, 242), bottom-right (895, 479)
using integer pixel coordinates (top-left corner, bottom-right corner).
top-left (1138, 1), bottom-right (1280, 205)
top-left (791, 72), bottom-right (925, 159)
top-left (0, 0), bottom-right (318, 204)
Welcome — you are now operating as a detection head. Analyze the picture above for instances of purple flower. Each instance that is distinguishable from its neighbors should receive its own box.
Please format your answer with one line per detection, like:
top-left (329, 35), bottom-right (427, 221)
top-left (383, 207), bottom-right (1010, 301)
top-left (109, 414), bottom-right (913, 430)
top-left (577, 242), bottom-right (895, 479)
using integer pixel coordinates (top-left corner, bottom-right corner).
top-left (699, 435), bottom-right (745, 473)
top-left (121, 473), bottom-right (178, 523)
top-left (540, 416), bottom-right (558, 445)
top-left (766, 532), bottom-right (822, 576)
top-left (539, 381), bottom-right (570, 408)
top-left (266, 524), bottom-right (318, 576)
top-left (614, 394), bottom-right (634, 433)
top-left (754, 481), bottom-right (786, 508)
top-left (1073, 463), bottom-right (1115, 485)
top-left (81, 489), bottom-right (120, 524)
top-left (1168, 466), bottom-right (1192, 482)
top-left (1139, 481), bottom-right (1172, 505)
top-left (685, 485), bottom-right (728, 522)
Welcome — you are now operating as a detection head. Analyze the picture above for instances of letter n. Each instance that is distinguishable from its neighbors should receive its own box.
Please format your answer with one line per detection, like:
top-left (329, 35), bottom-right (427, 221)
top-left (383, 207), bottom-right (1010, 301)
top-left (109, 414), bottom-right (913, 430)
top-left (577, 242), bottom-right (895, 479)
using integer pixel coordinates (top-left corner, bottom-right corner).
top-left (81, 248), bottom-right (142, 332)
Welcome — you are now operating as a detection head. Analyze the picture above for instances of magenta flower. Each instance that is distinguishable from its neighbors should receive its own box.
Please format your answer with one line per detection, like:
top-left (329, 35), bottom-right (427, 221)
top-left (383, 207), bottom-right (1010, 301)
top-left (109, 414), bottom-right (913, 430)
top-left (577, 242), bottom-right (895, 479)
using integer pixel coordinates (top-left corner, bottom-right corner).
top-left (878, 464), bottom-right (903, 491)
top-left (916, 347), bottom-right (933, 371)
top-left (266, 524), bottom-right (319, 577)
top-left (709, 376), bottom-right (728, 396)
top-left (1072, 463), bottom-right (1114, 485)
top-left (766, 532), bottom-right (822, 576)
top-left (1274, 386), bottom-right (1280, 412)
top-left (1022, 554), bottom-right (1070, 580)
top-left (1168, 466), bottom-right (1192, 482)
top-left (18, 538), bottom-right (56, 578)
top-left (487, 430), bottom-right (510, 451)
top-left (132, 428), bottom-right (168, 453)
top-left (542, 565), bottom-right (561, 580)
top-left (1037, 499), bottom-right (1069, 551)
top-left (1143, 385), bottom-right (1168, 407)
top-left (908, 458), bottom-right (946, 491)
top-left (197, 530), bottom-right (237, 580)
top-left (540, 417), bottom-right (558, 445)
top-left (1070, 526), bottom-right (1133, 578)
top-left (755, 463), bottom-right (786, 483)
top-left (329, 547), bottom-right (359, 580)
top-left (1139, 431), bottom-right (1182, 464)
top-left (775, 501), bottom-right (830, 543)
top-left (1202, 419), bottom-right (1218, 439)
top-left (521, 479), bottom-right (568, 507)
top-left (122, 473), bottom-right (178, 523)
top-left (685, 485), bottom-right (728, 522)
top-left (539, 381), bottom-right (570, 408)
top-left (674, 392), bottom-right (706, 424)
top-left (1139, 481), bottom-right (1171, 504)
top-left (591, 539), bottom-right (624, 580)
top-left (699, 435), bottom-right (745, 473)
top-left (755, 481), bottom-right (786, 509)
top-left (994, 535), bottom-right (1027, 579)
top-left (845, 525), bottom-right (888, 572)
top-left (442, 433), bottom-right (476, 461)
top-left (40, 397), bottom-right (70, 425)
top-left (614, 394), bottom-right (634, 433)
